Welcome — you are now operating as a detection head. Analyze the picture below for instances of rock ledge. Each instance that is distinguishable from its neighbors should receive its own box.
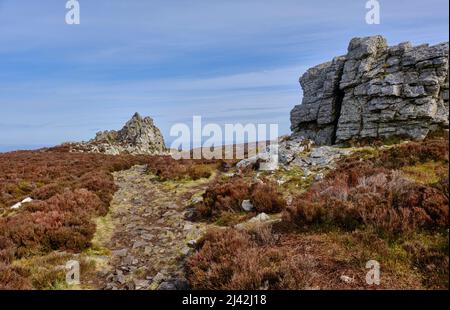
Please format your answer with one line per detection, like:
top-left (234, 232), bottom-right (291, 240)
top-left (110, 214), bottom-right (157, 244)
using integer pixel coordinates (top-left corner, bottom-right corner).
top-left (291, 36), bottom-right (449, 145)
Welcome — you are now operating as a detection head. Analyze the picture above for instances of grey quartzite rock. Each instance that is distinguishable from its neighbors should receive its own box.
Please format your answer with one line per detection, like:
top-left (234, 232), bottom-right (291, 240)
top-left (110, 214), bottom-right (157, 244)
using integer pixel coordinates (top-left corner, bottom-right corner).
top-left (290, 36), bottom-right (449, 145)
top-left (66, 112), bottom-right (167, 155)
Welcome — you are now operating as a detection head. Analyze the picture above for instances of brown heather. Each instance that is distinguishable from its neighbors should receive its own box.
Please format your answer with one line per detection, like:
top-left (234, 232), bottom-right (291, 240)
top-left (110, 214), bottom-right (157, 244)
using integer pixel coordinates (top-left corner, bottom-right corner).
top-left (188, 138), bottom-right (449, 289)
top-left (284, 139), bottom-right (449, 236)
top-left (194, 177), bottom-right (286, 219)
top-left (0, 148), bottom-right (219, 289)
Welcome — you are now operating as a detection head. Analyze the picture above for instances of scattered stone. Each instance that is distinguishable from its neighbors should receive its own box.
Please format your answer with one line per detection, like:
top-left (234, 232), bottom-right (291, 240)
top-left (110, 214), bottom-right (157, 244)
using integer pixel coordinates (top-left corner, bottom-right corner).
top-left (21, 197), bottom-right (33, 203)
top-left (113, 249), bottom-right (128, 257)
top-left (132, 240), bottom-right (147, 249)
top-left (10, 197), bottom-right (33, 209)
top-left (340, 275), bottom-right (355, 284)
top-left (153, 272), bottom-right (165, 284)
top-left (10, 202), bottom-right (22, 210)
top-left (235, 212), bottom-right (279, 230)
top-left (248, 213), bottom-right (271, 223)
top-left (115, 274), bottom-right (126, 284)
top-left (106, 273), bottom-right (114, 282)
top-left (141, 234), bottom-right (153, 241)
top-left (125, 282), bottom-right (135, 290)
top-left (314, 173), bottom-right (324, 182)
top-left (122, 255), bottom-right (134, 265)
top-left (236, 144), bottom-right (279, 171)
top-left (278, 137), bottom-right (352, 171)
top-left (241, 200), bottom-right (254, 212)
top-left (190, 196), bottom-right (203, 205)
top-left (94, 162), bottom-right (209, 291)
top-left (158, 281), bottom-right (176, 290)
top-left (133, 279), bottom-right (150, 290)
top-left (187, 239), bottom-right (197, 248)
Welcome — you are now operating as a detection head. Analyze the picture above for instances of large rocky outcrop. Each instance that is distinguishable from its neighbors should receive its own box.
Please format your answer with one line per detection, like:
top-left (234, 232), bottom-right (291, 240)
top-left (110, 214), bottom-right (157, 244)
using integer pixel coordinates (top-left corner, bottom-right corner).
top-left (67, 113), bottom-right (167, 155)
top-left (291, 36), bottom-right (449, 145)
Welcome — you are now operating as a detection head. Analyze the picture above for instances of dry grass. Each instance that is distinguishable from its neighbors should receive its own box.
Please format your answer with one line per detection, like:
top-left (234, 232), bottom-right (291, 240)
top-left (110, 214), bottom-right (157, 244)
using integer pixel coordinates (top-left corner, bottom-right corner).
top-left (187, 138), bottom-right (449, 289)
top-left (145, 156), bottom-right (222, 181)
top-left (0, 148), bottom-right (226, 289)
top-left (186, 226), bottom-right (443, 289)
top-left (0, 149), bottom-right (157, 289)
top-left (285, 139), bottom-right (449, 236)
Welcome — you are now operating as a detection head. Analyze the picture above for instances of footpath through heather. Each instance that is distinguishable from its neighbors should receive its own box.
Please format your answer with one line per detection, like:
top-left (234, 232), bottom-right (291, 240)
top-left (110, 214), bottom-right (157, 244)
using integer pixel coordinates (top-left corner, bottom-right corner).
top-left (89, 165), bottom-right (212, 290)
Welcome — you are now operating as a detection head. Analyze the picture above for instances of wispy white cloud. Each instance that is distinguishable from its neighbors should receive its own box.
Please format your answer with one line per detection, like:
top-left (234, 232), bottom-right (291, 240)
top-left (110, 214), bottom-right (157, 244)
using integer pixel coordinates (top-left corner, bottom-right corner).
top-left (0, 0), bottom-right (448, 148)
top-left (0, 64), bottom-right (304, 145)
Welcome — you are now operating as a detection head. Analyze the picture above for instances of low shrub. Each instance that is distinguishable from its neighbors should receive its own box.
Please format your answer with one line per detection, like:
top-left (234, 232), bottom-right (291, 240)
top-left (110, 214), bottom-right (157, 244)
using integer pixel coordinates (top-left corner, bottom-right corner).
top-left (250, 182), bottom-right (286, 213)
top-left (0, 263), bottom-right (32, 290)
top-left (403, 236), bottom-right (449, 289)
top-left (377, 138), bottom-right (449, 169)
top-left (285, 138), bottom-right (449, 236)
top-left (146, 156), bottom-right (220, 181)
top-left (195, 178), bottom-right (286, 220)
top-left (201, 177), bottom-right (250, 216)
top-left (0, 189), bottom-right (106, 258)
top-left (0, 149), bottom-right (157, 289)
top-left (186, 228), bottom-right (299, 290)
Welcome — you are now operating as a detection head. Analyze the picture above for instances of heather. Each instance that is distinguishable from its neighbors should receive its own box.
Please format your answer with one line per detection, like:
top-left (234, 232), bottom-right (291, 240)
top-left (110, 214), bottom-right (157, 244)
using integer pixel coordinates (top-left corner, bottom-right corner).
top-left (0, 149), bottom-right (218, 289)
top-left (1, 138), bottom-right (448, 290)
top-left (193, 176), bottom-right (286, 220)
top-left (285, 139), bottom-right (449, 236)
top-left (187, 138), bottom-right (449, 289)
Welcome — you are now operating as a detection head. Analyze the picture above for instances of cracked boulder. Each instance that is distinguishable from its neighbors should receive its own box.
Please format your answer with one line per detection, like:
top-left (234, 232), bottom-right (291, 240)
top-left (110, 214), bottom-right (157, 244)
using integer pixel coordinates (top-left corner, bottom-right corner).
top-left (291, 35), bottom-right (449, 145)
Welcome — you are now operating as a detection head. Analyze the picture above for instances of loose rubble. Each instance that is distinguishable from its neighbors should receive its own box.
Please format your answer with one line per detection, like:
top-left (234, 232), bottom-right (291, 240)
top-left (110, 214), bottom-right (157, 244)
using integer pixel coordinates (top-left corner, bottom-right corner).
top-left (94, 165), bottom-right (209, 290)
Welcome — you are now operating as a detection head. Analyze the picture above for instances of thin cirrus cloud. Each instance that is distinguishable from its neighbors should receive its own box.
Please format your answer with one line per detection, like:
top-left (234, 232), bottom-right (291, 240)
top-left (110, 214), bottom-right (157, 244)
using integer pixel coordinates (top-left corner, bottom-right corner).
top-left (0, 0), bottom-right (448, 151)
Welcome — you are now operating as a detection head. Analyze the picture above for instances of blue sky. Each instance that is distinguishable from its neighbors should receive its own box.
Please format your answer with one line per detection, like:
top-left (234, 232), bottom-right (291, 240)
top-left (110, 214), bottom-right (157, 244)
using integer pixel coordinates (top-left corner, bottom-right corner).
top-left (0, 0), bottom-right (448, 151)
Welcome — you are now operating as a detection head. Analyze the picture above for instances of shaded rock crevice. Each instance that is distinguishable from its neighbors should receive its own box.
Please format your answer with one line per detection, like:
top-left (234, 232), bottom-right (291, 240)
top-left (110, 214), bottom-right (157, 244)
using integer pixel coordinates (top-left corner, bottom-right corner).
top-left (331, 87), bottom-right (345, 145)
top-left (291, 35), bottom-right (449, 145)
top-left (331, 67), bottom-right (346, 145)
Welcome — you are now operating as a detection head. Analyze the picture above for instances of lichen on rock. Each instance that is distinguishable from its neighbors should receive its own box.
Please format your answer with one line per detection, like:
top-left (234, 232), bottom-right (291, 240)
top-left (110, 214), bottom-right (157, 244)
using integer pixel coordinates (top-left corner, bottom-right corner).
top-left (66, 112), bottom-right (167, 155)
top-left (291, 35), bottom-right (449, 145)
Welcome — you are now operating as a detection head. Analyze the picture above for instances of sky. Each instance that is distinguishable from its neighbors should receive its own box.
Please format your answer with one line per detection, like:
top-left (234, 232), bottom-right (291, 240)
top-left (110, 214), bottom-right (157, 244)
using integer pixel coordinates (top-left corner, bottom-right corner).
top-left (0, 0), bottom-right (448, 151)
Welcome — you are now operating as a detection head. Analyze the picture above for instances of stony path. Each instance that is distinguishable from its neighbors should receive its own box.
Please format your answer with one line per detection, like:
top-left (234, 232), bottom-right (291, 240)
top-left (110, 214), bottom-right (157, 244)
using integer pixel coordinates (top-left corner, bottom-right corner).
top-left (93, 165), bottom-right (210, 290)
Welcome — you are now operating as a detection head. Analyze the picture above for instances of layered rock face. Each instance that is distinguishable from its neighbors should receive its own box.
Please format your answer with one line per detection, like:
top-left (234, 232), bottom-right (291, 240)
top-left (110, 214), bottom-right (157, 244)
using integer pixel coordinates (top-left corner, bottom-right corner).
top-left (67, 113), bottom-right (167, 155)
top-left (291, 36), bottom-right (449, 145)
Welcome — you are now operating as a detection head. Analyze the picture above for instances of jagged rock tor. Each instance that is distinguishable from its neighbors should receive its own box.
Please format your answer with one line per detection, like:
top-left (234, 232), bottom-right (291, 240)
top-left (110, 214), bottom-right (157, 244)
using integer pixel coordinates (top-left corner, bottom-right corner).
top-left (66, 112), bottom-right (167, 155)
top-left (291, 35), bottom-right (449, 145)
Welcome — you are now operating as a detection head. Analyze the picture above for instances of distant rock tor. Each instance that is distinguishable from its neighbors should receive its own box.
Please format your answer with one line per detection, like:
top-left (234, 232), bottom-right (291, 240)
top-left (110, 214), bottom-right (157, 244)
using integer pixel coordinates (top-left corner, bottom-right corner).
top-left (66, 112), bottom-right (167, 155)
top-left (290, 35), bottom-right (449, 145)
